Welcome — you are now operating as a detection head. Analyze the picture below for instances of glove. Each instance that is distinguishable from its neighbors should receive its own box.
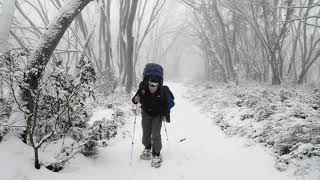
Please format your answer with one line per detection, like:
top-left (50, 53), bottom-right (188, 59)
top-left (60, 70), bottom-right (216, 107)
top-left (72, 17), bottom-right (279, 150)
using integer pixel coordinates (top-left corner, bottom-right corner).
top-left (161, 116), bottom-right (167, 122)
top-left (133, 95), bottom-right (140, 104)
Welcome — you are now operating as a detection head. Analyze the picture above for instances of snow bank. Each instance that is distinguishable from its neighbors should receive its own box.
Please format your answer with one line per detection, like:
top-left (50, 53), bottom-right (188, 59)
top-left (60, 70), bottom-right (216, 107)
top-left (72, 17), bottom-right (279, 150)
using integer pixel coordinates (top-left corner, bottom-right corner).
top-left (0, 135), bottom-right (37, 180)
top-left (184, 81), bottom-right (320, 178)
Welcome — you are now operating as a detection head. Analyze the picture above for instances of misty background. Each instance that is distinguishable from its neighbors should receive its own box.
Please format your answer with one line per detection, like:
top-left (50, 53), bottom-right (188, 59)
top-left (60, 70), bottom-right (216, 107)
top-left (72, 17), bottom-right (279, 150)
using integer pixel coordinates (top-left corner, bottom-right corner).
top-left (0, 0), bottom-right (320, 179)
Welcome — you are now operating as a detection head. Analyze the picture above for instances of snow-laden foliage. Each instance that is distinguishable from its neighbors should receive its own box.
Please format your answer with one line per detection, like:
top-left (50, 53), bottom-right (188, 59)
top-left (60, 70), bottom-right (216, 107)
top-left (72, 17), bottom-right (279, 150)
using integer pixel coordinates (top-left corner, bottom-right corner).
top-left (95, 69), bottom-right (117, 96)
top-left (184, 81), bottom-right (320, 174)
top-left (40, 86), bottom-right (130, 172)
top-left (0, 50), bottom-right (128, 171)
top-left (0, 97), bottom-right (13, 142)
top-left (0, 51), bottom-right (26, 141)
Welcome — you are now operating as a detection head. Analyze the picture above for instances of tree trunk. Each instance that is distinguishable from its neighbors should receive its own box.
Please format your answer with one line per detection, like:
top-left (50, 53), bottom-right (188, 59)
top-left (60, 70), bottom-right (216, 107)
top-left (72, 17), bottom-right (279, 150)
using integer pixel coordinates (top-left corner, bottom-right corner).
top-left (270, 53), bottom-right (281, 85)
top-left (297, 69), bottom-right (307, 84)
top-left (118, 0), bottom-right (130, 86)
top-left (0, 78), bottom-right (3, 99)
top-left (292, 58), bottom-right (297, 82)
top-left (34, 147), bottom-right (40, 169)
top-left (287, 22), bottom-right (302, 77)
top-left (77, 13), bottom-right (92, 58)
top-left (125, 0), bottom-right (139, 93)
top-left (262, 48), bottom-right (269, 82)
top-left (212, 0), bottom-right (236, 81)
top-left (103, 0), bottom-right (112, 71)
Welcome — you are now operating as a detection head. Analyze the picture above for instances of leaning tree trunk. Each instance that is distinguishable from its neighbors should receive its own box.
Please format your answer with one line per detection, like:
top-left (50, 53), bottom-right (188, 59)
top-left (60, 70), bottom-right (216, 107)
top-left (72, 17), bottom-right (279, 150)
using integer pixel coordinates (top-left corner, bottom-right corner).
top-left (14, 0), bottom-right (93, 169)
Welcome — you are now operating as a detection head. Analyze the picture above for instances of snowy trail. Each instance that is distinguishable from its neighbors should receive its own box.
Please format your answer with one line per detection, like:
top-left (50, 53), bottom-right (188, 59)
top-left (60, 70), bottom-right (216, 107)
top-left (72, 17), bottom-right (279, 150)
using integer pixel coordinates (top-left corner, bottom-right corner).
top-left (13, 83), bottom-right (297, 180)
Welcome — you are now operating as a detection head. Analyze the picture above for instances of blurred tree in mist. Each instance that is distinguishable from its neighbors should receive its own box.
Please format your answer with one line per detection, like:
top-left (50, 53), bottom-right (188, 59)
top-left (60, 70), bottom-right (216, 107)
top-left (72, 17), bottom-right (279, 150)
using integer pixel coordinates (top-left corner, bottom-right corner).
top-left (183, 0), bottom-right (320, 86)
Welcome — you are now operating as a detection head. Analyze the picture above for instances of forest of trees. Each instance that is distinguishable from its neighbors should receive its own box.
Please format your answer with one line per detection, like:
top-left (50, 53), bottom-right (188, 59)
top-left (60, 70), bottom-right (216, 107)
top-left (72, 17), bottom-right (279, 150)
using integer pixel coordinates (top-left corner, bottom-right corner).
top-left (183, 0), bottom-right (320, 85)
top-left (0, 0), bottom-right (319, 171)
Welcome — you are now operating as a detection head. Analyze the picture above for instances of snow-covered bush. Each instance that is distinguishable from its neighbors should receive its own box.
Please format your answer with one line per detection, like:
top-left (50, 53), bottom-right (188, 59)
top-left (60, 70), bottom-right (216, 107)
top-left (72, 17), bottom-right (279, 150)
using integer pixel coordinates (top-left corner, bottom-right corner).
top-left (95, 69), bottom-right (117, 96)
top-left (0, 51), bottom-right (115, 170)
top-left (89, 120), bottom-right (117, 143)
top-left (0, 126), bottom-right (8, 142)
top-left (254, 104), bottom-right (275, 122)
top-left (185, 82), bottom-right (320, 173)
top-left (0, 97), bottom-right (12, 141)
top-left (0, 51), bottom-right (22, 142)
top-left (0, 97), bottom-right (12, 122)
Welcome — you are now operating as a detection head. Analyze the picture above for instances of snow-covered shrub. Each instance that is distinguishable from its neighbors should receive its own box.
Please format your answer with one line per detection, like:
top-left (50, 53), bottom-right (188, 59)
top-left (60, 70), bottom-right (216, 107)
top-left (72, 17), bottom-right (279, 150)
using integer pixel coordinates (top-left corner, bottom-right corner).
top-left (0, 126), bottom-right (8, 142)
top-left (0, 97), bottom-right (12, 122)
top-left (274, 131), bottom-right (301, 155)
top-left (240, 113), bottom-right (254, 121)
top-left (0, 51), bottom-right (23, 142)
top-left (290, 104), bottom-right (308, 119)
top-left (89, 120), bottom-right (117, 144)
top-left (1, 51), bottom-right (102, 169)
top-left (185, 82), bottom-right (320, 174)
top-left (243, 95), bottom-right (261, 108)
top-left (274, 157), bottom-right (289, 171)
top-left (35, 60), bottom-right (95, 141)
top-left (81, 140), bottom-right (98, 157)
top-left (43, 137), bottom-right (81, 172)
top-left (290, 143), bottom-right (320, 158)
top-left (254, 104), bottom-right (275, 122)
top-left (0, 97), bottom-right (12, 141)
top-left (95, 69), bottom-right (116, 96)
top-left (279, 89), bottom-right (292, 102)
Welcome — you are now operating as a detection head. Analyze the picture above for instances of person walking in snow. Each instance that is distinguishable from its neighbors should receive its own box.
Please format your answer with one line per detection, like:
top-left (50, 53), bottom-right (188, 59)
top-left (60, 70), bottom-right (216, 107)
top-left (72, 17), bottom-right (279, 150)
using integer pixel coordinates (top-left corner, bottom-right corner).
top-left (132, 63), bottom-right (174, 168)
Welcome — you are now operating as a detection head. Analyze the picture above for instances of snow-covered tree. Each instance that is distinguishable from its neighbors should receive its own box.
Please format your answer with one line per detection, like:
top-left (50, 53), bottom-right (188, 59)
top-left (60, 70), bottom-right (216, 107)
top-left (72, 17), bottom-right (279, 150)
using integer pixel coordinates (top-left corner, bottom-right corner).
top-left (5, 0), bottom-right (94, 169)
top-left (0, 0), bottom-right (16, 53)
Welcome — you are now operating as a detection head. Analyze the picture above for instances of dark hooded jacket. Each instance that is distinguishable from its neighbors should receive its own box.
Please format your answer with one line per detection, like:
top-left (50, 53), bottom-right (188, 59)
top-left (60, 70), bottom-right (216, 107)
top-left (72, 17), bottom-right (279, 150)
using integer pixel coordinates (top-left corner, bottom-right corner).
top-left (132, 81), bottom-right (170, 121)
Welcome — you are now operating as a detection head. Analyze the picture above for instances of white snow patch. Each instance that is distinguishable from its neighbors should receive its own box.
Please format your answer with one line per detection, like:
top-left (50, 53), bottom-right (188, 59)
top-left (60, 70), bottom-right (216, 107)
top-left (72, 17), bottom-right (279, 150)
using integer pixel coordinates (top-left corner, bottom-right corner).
top-left (87, 108), bottom-right (113, 126)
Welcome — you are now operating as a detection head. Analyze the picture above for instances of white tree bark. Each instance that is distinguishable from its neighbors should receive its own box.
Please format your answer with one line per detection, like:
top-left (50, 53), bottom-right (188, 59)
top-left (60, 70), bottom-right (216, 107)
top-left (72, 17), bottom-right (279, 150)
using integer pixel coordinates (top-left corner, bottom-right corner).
top-left (0, 0), bottom-right (16, 53)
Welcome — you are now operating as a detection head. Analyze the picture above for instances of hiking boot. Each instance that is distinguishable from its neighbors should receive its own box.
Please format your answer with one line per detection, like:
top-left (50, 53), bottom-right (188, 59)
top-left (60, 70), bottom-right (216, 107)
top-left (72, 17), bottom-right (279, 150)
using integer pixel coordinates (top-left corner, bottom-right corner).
top-left (151, 155), bottom-right (162, 168)
top-left (140, 149), bottom-right (152, 160)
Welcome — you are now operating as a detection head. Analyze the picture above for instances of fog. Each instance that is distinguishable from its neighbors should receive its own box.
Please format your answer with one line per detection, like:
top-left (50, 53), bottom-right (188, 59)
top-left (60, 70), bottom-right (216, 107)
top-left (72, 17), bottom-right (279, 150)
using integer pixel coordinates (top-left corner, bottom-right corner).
top-left (0, 0), bottom-right (319, 89)
top-left (130, 0), bottom-right (207, 81)
top-left (1, 0), bottom-right (320, 178)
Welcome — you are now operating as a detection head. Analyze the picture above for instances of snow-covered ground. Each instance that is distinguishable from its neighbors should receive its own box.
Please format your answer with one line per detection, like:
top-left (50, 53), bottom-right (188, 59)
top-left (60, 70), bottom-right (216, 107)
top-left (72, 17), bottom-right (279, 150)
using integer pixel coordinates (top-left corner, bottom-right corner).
top-left (0, 83), bottom-right (315, 180)
top-left (183, 81), bottom-right (320, 179)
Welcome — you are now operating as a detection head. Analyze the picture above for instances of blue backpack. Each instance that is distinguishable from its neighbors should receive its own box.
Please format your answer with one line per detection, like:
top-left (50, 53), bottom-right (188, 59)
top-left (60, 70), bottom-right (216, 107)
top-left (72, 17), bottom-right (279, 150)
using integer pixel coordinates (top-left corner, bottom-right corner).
top-left (143, 63), bottom-right (163, 85)
top-left (143, 63), bottom-right (174, 110)
top-left (163, 86), bottom-right (175, 110)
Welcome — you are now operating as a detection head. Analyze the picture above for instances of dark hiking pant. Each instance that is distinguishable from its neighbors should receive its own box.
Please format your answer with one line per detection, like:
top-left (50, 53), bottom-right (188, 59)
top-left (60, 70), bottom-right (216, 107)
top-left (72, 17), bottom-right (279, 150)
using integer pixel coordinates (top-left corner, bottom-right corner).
top-left (141, 110), bottom-right (162, 156)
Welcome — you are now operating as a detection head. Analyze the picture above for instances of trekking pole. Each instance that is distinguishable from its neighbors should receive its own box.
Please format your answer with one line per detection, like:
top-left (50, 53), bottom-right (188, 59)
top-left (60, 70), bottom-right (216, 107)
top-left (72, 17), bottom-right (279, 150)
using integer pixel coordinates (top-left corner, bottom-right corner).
top-left (163, 121), bottom-right (169, 142)
top-left (130, 104), bottom-right (138, 166)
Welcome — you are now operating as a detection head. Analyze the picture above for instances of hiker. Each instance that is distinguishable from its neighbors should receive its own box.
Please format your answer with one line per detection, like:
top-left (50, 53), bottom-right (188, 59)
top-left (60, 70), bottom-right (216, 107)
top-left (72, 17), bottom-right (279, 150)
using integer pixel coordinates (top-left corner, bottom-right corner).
top-left (132, 63), bottom-right (174, 168)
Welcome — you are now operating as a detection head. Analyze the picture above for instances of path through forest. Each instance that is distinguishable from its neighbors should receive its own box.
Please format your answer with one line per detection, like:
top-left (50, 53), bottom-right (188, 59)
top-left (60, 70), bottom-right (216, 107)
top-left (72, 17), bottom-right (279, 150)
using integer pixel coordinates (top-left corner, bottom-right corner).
top-left (59, 83), bottom-right (295, 180)
top-left (0, 83), bottom-right (297, 180)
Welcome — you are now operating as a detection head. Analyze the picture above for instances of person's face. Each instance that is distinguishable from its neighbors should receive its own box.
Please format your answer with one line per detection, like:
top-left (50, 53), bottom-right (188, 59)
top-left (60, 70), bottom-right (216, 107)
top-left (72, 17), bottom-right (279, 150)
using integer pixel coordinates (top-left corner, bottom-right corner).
top-left (148, 81), bottom-right (159, 94)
